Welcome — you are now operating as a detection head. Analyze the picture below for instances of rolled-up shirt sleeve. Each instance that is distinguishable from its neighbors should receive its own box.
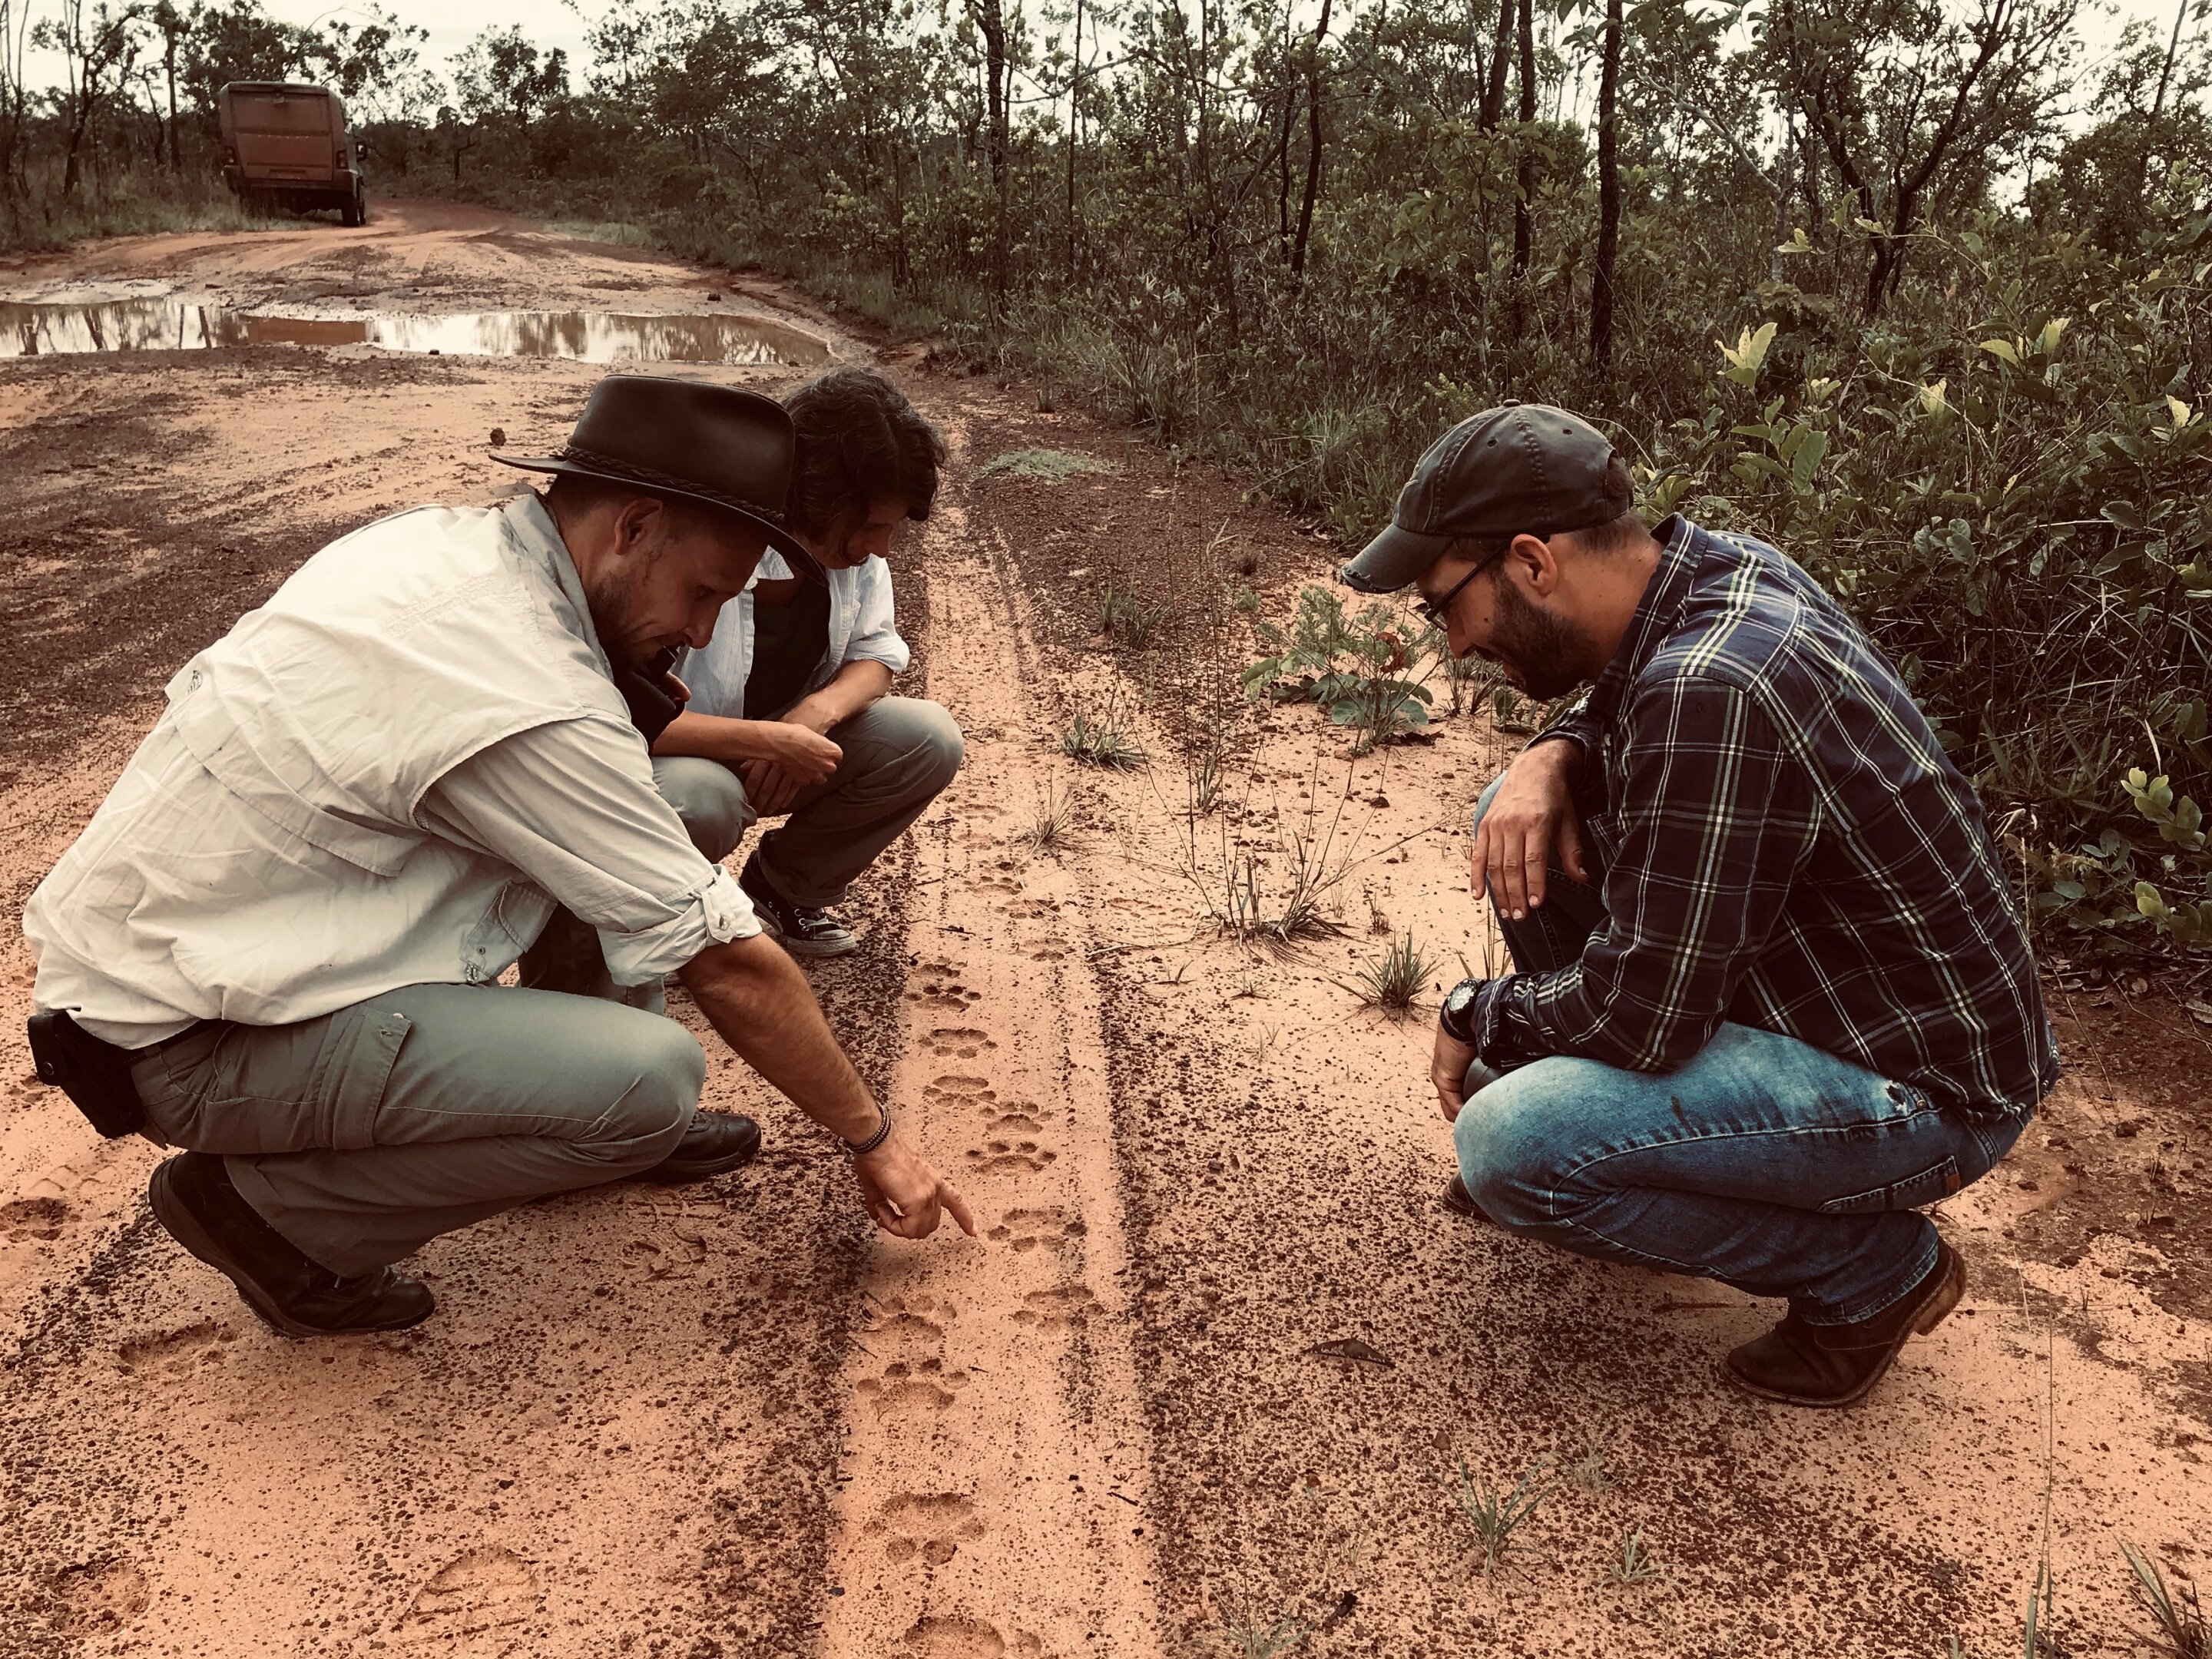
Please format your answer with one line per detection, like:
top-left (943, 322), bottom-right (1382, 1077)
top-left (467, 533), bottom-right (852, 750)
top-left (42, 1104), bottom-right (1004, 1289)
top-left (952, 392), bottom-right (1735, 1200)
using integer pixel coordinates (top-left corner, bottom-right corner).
top-left (418, 714), bottom-right (760, 983)
top-left (845, 556), bottom-right (911, 674)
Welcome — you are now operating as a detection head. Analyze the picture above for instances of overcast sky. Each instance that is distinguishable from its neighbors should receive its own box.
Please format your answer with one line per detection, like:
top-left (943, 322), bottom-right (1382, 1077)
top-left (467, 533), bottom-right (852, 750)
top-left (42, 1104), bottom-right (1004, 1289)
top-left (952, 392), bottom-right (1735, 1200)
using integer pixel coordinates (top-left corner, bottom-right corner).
top-left (21, 0), bottom-right (2195, 103)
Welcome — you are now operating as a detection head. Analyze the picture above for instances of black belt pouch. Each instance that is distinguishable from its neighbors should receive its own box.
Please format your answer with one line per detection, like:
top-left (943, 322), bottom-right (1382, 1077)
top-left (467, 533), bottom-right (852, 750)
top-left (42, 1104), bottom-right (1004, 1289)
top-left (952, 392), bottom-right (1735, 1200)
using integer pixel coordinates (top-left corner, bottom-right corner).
top-left (27, 1009), bottom-right (147, 1137)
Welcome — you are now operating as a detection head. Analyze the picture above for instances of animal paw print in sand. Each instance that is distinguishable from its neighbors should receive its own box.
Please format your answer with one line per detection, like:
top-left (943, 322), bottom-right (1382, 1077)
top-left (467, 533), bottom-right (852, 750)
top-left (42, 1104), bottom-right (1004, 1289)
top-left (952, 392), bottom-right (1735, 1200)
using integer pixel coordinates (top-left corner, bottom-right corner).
top-left (392, 1547), bottom-right (538, 1644)
top-left (1011, 1283), bottom-right (1098, 1330)
top-left (2, 1196), bottom-right (69, 1243)
top-left (985, 1207), bottom-right (1085, 1256)
top-left (894, 1614), bottom-right (1046, 1658)
top-left (964, 1137), bottom-right (1058, 1175)
top-left (926, 1027), bottom-right (998, 1061)
top-left (1025, 939), bottom-right (1070, 962)
top-left (909, 964), bottom-right (983, 1013)
top-left (117, 1319), bottom-right (237, 1375)
top-left (925, 1075), bottom-right (998, 1113)
top-left (869, 1494), bottom-right (987, 1569)
top-left (44, 1559), bottom-right (148, 1636)
top-left (856, 1296), bottom-right (970, 1421)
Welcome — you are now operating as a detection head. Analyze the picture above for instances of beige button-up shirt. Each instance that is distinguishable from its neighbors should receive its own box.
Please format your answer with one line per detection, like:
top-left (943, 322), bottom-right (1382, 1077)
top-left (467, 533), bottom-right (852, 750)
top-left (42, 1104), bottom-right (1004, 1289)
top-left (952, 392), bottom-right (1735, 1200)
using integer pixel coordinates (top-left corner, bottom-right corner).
top-left (25, 495), bottom-right (757, 1047)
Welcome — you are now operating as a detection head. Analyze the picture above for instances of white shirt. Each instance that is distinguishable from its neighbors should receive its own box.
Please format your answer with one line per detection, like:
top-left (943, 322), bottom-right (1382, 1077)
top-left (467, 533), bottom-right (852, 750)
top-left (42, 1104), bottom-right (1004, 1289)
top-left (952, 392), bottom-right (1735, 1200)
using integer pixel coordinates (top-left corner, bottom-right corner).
top-left (24, 495), bottom-right (757, 1046)
top-left (675, 550), bottom-right (909, 718)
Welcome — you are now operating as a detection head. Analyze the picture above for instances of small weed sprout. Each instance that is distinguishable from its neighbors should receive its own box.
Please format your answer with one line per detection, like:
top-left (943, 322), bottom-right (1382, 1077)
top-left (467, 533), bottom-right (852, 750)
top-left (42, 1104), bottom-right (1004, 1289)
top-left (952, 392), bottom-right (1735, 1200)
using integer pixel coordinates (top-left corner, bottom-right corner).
top-left (1455, 1455), bottom-right (1553, 1571)
top-left (1568, 1427), bottom-right (1614, 1492)
top-left (1419, 621), bottom-right (1493, 717)
top-left (2122, 1541), bottom-right (2210, 1659)
top-left (1354, 932), bottom-right (1432, 1015)
top-left (1216, 1599), bottom-right (1307, 1659)
top-left (1098, 575), bottom-right (1172, 648)
top-left (1612, 1527), bottom-right (1665, 1586)
top-left (1021, 781), bottom-right (1080, 856)
top-left (1061, 692), bottom-right (1149, 770)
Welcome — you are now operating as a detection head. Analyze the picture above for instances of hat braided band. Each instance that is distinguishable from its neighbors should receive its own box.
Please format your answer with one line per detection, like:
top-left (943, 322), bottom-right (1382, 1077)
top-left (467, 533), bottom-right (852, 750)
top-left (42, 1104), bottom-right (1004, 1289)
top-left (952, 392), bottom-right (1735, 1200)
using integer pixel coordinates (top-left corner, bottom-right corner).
top-left (558, 442), bottom-right (790, 526)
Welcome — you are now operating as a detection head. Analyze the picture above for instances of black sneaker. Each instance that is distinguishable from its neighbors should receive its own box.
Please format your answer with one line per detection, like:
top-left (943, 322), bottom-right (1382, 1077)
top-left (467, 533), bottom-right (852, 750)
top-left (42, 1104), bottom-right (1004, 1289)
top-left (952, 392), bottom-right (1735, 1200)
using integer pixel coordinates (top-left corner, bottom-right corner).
top-left (739, 853), bottom-right (859, 958)
top-left (147, 1152), bottom-right (435, 1337)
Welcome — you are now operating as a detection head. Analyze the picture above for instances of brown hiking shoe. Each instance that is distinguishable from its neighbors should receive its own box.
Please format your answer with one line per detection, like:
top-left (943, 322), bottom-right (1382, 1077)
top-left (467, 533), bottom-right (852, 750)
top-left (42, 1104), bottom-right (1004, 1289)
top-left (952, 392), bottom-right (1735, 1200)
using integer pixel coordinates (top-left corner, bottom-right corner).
top-left (1723, 1240), bottom-right (1965, 1409)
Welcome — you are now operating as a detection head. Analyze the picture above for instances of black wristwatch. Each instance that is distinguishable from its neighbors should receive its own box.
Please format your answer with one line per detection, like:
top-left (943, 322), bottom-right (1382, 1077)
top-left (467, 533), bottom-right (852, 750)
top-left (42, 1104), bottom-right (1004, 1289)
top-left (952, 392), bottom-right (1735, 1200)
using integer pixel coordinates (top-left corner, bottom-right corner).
top-left (1440, 978), bottom-right (1482, 1045)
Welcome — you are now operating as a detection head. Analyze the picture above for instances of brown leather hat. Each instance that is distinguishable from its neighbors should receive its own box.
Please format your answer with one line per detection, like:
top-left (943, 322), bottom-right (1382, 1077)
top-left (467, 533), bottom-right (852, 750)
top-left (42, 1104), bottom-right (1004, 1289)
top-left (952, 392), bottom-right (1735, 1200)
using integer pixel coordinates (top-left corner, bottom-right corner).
top-left (492, 375), bottom-right (815, 568)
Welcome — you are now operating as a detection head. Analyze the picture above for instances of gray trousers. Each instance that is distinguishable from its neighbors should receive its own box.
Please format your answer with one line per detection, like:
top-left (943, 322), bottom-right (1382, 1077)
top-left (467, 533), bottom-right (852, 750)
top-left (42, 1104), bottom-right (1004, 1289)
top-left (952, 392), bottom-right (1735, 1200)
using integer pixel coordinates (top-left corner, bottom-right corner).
top-left (131, 985), bottom-right (704, 1277)
top-left (657, 694), bottom-right (965, 902)
top-left (131, 697), bottom-right (959, 1278)
top-left (519, 695), bottom-right (963, 997)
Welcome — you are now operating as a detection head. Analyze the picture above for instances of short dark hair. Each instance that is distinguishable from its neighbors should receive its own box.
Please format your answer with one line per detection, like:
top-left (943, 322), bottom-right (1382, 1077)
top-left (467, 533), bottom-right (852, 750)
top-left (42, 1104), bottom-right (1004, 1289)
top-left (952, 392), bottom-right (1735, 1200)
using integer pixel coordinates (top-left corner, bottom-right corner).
top-left (781, 367), bottom-right (946, 541)
top-left (1442, 455), bottom-right (1641, 565)
top-left (541, 472), bottom-right (729, 541)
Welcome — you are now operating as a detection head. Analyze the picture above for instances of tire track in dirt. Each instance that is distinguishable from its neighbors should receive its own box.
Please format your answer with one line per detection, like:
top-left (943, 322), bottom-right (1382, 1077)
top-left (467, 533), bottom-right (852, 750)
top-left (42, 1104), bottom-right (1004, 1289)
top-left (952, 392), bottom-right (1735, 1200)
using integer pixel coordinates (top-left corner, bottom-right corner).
top-left (818, 404), bottom-right (1165, 1659)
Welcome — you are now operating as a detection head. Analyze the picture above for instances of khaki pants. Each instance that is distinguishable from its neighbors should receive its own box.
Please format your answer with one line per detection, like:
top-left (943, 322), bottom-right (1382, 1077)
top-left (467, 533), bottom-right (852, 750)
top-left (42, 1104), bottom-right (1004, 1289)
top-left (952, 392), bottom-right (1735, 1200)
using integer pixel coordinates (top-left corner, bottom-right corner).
top-left (132, 984), bottom-right (704, 1278)
top-left (520, 694), bottom-right (963, 997)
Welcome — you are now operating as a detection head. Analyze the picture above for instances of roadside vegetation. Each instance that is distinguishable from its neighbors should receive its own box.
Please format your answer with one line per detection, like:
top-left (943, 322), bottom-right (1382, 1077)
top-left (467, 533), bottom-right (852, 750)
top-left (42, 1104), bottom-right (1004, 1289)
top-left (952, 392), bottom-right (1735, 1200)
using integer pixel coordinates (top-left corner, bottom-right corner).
top-left (5, 0), bottom-right (2209, 955)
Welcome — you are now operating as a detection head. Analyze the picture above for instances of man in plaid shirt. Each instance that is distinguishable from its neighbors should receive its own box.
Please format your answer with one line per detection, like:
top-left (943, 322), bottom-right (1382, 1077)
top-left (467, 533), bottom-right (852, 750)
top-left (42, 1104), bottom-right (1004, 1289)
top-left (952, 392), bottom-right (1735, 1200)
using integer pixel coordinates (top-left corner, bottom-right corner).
top-left (1343, 403), bottom-right (2057, 1408)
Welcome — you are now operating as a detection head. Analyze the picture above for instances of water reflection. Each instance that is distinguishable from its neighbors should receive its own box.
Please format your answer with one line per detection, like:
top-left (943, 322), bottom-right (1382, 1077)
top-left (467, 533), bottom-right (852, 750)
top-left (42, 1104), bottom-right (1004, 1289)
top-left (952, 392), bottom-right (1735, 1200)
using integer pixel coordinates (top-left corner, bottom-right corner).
top-left (0, 297), bottom-right (829, 366)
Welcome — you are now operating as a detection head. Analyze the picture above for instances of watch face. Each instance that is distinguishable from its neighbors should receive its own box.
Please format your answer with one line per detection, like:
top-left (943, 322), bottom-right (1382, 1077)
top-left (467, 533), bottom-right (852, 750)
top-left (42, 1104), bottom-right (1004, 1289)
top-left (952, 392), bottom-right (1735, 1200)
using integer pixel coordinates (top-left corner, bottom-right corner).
top-left (1446, 982), bottom-right (1478, 1015)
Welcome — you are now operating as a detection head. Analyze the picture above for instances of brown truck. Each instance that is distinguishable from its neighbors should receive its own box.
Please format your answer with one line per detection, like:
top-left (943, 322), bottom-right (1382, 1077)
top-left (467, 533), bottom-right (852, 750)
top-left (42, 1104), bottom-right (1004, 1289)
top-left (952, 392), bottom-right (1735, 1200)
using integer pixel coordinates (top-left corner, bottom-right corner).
top-left (218, 81), bottom-right (369, 227)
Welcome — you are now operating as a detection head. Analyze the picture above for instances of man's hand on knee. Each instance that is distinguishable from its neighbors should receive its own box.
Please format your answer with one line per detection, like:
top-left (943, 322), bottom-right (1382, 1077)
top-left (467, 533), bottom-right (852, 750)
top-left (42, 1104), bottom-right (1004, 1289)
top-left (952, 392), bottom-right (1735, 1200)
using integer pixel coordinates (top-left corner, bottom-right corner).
top-left (1433, 1022), bottom-right (1481, 1122)
top-left (1472, 740), bottom-right (1589, 919)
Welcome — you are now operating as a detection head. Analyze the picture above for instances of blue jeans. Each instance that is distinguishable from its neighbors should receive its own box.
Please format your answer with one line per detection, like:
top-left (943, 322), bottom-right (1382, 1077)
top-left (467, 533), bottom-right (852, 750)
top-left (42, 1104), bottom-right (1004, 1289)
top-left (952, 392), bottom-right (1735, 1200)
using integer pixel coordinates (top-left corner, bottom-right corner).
top-left (1455, 776), bottom-right (2025, 1325)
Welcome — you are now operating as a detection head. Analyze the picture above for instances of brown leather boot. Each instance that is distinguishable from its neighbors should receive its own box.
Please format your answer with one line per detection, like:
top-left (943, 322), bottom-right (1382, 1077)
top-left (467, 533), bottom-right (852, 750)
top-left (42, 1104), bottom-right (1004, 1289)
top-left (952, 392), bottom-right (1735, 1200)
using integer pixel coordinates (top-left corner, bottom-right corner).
top-left (1723, 1240), bottom-right (1965, 1408)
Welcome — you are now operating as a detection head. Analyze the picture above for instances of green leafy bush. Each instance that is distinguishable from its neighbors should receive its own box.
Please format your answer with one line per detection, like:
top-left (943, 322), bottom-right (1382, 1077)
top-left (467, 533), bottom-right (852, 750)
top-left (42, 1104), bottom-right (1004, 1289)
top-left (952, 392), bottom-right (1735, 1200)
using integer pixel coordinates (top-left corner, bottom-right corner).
top-left (1241, 587), bottom-right (1434, 753)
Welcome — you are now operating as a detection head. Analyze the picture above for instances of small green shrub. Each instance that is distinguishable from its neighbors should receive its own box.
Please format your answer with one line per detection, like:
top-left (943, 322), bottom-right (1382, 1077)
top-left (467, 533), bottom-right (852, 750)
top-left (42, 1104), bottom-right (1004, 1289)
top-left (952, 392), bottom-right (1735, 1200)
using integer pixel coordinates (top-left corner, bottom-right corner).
top-left (1244, 586), bottom-right (1435, 753)
top-left (1353, 933), bottom-right (1432, 1015)
top-left (972, 447), bottom-right (1121, 483)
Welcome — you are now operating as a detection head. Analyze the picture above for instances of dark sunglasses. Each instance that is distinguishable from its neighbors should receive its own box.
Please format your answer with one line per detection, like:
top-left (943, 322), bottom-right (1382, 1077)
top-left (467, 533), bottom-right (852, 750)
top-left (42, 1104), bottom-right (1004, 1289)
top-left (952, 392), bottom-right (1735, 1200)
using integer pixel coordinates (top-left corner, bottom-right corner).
top-left (1413, 545), bottom-right (1510, 628)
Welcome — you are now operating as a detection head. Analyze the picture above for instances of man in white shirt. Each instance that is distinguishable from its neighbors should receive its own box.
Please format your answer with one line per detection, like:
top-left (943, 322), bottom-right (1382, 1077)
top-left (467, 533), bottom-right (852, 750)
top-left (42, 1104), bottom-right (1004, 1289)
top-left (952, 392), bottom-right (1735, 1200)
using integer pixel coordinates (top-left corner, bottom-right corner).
top-left (22, 377), bottom-right (973, 1339)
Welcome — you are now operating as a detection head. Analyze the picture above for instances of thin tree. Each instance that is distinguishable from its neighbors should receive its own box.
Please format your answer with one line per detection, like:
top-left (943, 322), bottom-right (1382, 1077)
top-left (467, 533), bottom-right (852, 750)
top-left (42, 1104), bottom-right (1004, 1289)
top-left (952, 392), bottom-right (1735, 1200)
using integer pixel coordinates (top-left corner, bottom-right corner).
top-left (1479, 0), bottom-right (1512, 127)
top-left (1590, 0), bottom-right (1623, 379)
top-left (1290, 0), bottom-right (1332, 275)
top-left (1509, 0), bottom-right (1535, 324)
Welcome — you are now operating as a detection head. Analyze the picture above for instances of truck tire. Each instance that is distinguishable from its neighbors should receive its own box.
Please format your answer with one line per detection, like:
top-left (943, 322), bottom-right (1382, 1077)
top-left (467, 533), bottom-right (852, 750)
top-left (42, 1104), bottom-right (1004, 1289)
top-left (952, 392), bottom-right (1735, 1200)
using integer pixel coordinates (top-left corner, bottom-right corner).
top-left (340, 186), bottom-right (364, 228)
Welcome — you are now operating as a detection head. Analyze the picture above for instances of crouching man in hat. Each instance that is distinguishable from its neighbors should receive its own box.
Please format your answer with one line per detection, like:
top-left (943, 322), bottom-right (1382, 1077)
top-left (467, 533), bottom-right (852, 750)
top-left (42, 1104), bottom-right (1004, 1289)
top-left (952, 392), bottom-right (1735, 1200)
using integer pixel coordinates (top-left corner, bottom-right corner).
top-left (22, 376), bottom-right (974, 1338)
top-left (1345, 403), bottom-right (2055, 1408)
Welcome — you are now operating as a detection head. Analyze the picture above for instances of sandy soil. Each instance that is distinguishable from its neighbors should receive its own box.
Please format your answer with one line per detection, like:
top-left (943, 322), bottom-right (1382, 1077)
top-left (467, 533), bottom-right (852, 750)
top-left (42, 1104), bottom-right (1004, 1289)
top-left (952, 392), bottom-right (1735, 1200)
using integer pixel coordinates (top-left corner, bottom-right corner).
top-left (2, 200), bottom-right (2207, 1659)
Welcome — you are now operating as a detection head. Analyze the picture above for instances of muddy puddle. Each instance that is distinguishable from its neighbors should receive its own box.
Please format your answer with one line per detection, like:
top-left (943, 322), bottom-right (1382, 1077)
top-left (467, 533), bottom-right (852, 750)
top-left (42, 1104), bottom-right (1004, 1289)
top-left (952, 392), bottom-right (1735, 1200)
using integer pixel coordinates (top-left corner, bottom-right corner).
top-left (0, 294), bottom-right (829, 366)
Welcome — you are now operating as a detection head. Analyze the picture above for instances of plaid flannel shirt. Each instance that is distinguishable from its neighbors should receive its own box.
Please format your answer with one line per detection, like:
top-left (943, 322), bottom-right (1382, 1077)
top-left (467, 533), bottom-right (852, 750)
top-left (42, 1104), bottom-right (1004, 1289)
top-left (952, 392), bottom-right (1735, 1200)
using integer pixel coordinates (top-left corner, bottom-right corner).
top-left (1460, 515), bottom-right (2059, 1120)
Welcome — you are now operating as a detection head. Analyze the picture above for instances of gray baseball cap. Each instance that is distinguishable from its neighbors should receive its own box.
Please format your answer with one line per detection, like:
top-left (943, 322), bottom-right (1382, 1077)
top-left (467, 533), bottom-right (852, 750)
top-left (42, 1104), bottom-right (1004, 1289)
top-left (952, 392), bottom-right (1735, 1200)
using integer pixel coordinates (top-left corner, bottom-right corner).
top-left (1339, 402), bottom-right (1629, 594)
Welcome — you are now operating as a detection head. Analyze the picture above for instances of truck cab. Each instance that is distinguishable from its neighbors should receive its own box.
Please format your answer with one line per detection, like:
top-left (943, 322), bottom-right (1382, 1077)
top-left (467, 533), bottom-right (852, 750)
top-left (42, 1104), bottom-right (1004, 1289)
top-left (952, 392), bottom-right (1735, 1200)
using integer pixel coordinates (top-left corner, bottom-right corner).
top-left (218, 82), bottom-right (369, 227)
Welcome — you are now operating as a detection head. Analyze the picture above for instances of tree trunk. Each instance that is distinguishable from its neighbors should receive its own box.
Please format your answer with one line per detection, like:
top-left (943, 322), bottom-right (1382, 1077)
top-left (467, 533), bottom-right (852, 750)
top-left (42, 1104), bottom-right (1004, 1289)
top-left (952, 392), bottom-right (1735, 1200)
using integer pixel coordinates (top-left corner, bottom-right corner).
top-left (1589, 0), bottom-right (1621, 380)
top-left (1508, 0), bottom-right (1535, 328)
top-left (163, 29), bottom-right (177, 171)
top-left (1290, 0), bottom-right (1332, 276)
top-left (1479, 0), bottom-right (1512, 128)
top-left (1065, 0), bottom-right (1081, 278)
top-left (972, 0), bottom-right (1010, 300)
